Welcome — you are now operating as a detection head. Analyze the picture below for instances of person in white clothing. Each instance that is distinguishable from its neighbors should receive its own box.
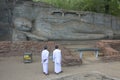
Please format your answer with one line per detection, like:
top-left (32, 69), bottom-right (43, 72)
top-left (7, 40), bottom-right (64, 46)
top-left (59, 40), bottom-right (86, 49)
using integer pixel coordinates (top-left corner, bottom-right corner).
top-left (53, 45), bottom-right (63, 74)
top-left (41, 46), bottom-right (49, 75)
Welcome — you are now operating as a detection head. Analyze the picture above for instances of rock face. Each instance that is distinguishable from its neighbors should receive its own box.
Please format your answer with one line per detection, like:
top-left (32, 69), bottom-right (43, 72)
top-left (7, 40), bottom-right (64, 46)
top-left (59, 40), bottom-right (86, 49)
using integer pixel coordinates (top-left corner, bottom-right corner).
top-left (0, 0), bottom-right (13, 41)
top-left (14, 18), bottom-right (32, 31)
top-left (12, 1), bottom-right (120, 41)
top-left (1, 1), bottom-right (120, 41)
top-left (0, 23), bottom-right (11, 41)
top-left (0, 0), bottom-right (32, 41)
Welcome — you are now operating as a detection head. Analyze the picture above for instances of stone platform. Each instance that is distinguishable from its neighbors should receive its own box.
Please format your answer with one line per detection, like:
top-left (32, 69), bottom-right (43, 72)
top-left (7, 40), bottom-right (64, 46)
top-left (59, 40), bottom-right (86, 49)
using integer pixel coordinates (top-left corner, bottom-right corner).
top-left (96, 40), bottom-right (120, 61)
top-left (0, 41), bottom-right (82, 66)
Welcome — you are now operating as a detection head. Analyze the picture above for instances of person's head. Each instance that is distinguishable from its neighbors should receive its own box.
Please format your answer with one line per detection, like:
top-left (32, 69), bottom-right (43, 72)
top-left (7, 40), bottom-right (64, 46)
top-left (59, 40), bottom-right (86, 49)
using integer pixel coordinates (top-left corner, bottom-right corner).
top-left (55, 45), bottom-right (59, 49)
top-left (44, 46), bottom-right (48, 50)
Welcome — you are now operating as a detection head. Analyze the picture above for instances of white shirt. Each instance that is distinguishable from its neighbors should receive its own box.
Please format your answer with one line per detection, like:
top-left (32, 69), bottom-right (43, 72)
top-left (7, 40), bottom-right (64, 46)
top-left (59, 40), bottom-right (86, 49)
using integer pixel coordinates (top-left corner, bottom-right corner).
top-left (41, 50), bottom-right (49, 63)
top-left (53, 49), bottom-right (62, 64)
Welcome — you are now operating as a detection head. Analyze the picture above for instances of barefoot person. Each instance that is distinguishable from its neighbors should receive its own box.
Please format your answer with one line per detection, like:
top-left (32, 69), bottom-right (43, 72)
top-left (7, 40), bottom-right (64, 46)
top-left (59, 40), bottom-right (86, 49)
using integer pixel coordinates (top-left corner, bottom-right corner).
top-left (53, 45), bottom-right (63, 74)
top-left (41, 46), bottom-right (49, 75)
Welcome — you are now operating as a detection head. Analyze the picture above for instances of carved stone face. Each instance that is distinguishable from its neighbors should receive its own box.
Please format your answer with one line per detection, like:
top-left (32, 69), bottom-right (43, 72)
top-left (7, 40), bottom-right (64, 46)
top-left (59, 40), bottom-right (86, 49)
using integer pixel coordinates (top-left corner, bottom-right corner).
top-left (13, 17), bottom-right (32, 32)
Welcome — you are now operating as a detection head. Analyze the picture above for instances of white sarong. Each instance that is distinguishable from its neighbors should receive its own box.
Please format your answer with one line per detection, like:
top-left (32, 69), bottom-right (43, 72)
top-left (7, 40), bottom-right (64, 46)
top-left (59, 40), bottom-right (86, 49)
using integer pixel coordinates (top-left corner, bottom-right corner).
top-left (41, 50), bottom-right (49, 74)
top-left (53, 49), bottom-right (62, 73)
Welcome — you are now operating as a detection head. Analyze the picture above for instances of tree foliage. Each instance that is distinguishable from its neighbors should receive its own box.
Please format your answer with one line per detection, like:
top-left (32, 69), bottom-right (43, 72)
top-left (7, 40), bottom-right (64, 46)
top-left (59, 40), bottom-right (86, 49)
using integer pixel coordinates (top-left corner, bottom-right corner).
top-left (33, 0), bottom-right (120, 16)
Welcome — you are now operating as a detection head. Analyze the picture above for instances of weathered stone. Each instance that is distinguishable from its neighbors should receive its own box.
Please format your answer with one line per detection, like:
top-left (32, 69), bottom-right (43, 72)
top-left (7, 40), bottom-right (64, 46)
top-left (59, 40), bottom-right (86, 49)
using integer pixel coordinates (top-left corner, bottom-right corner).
top-left (0, 41), bottom-right (82, 66)
top-left (13, 17), bottom-right (32, 31)
top-left (0, 1), bottom-right (120, 41)
top-left (12, 29), bottom-right (27, 41)
top-left (96, 40), bottom-right (120, 61)
top-left (0, 23), bottom-right (11, 41)
top-left (12, 2), bottom-right (120, 41)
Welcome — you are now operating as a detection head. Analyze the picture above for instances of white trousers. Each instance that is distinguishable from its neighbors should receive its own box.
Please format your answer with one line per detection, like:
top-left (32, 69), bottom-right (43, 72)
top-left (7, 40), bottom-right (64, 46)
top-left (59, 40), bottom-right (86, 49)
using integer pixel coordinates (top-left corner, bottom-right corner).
top-left (54, 63), bottom-right (61, 73)
top-left (42, 63), bottom-right (48, 74)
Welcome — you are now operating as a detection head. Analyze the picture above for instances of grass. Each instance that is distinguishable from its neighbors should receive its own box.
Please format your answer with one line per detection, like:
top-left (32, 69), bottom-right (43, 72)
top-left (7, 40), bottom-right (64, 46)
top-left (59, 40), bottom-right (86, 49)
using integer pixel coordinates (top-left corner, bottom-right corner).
top-left (32, 0), bottom-right (120, 16)
top-left (32, 0), bottom-right (83, 10)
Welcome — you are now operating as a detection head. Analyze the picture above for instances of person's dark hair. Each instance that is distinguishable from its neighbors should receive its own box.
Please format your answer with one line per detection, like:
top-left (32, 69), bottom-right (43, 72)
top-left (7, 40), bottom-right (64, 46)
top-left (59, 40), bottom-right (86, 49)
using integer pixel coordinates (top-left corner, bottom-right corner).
top-left (55, 45), bottom-right (59, 49)
top-left (44, 46), bottom-right (47, 49)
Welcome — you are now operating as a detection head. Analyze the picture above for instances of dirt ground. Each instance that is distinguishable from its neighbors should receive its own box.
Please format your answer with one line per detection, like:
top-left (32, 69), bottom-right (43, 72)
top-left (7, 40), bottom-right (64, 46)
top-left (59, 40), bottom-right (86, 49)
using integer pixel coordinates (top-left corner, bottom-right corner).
top-left (0, 55), bottom-right (120, 80)
top-left (0, 41), bottom-right (120, 80)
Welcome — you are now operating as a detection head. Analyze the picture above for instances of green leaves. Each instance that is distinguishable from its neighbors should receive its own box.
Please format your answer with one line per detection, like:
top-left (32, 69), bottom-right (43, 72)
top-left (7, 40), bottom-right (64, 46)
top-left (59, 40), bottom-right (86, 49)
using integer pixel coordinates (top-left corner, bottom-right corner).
top-left (32, 0), bottom-right (120, 16)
